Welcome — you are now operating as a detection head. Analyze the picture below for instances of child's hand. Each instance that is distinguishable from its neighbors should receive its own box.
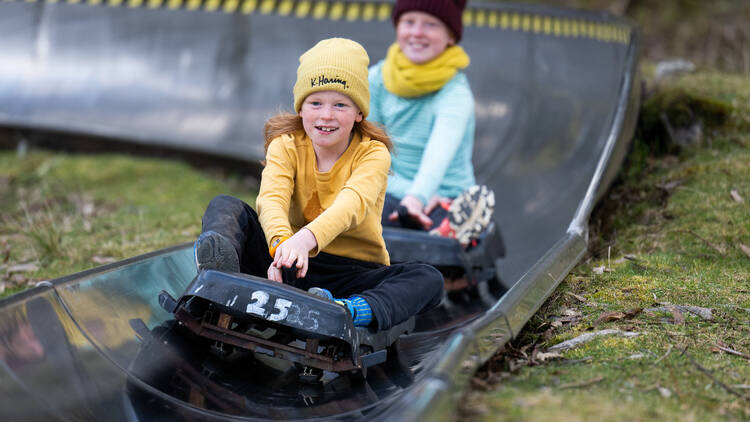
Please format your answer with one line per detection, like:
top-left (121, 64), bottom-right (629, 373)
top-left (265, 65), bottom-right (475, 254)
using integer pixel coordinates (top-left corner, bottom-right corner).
top-left (424, 195), bottom-right (450, 215)
top-left (267, 228), bottom-right (318, 282)
top-left (388, 195), bottom-right (433, 230)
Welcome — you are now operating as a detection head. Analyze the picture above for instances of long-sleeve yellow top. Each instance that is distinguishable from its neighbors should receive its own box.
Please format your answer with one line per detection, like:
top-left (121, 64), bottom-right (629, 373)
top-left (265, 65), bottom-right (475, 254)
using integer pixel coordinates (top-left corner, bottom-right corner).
top-left (256, 130), bottom-right (391, 265)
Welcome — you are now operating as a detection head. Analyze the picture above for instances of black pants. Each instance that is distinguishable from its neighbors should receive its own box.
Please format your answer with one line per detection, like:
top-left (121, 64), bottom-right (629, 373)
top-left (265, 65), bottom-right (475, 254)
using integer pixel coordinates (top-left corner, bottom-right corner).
top-left (380, 193), bottom-right (449, 230)
top-left (201, 195), bottom-right (444, 330)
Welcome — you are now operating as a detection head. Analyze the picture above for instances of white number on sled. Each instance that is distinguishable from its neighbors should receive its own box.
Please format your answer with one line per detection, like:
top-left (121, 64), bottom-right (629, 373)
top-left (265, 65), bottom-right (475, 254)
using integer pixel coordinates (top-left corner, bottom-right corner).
top-left (246, 291), bottom-right (269, 316)
top-left (303, 309), bottom-right (320, 331)
top-left (268, 298), bottom-right (292, 322)
top-left (246, 290), bottom-right (293, 322)
top-left (286, 305), bottom-right (319, 330)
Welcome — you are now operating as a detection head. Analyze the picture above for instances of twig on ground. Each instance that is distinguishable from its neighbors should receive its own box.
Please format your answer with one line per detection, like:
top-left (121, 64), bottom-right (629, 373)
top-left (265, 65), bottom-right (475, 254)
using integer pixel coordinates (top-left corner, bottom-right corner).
top-left (681, 229), bottom-right (726, 255)
top-left (558, 375), bottom-right (605, 389)
top-left (679, 346), bottom-right (749, 401)
top-left (653, 345), bottom-right (673, 365)
top-left (714, 344), bottom-right (750, 360)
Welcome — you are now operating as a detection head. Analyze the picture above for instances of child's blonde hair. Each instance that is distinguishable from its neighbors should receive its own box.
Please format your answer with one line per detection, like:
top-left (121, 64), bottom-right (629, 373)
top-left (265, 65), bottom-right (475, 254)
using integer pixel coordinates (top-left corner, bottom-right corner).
top-left (263, 113), bottom-right (393, 154)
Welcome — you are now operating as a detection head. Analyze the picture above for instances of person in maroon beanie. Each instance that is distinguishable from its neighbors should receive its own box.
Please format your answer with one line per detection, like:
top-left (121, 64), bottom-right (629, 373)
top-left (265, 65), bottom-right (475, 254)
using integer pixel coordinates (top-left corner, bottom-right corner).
top-left (370, 0), bottom-right (495, 250)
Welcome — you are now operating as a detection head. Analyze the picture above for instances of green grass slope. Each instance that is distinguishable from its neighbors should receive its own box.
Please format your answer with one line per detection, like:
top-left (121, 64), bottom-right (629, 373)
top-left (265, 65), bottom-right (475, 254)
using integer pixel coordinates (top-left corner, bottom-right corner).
top-left (0, 151), bottom-right (256, 297)
top-left (462, 70), bottom-right (750, 421)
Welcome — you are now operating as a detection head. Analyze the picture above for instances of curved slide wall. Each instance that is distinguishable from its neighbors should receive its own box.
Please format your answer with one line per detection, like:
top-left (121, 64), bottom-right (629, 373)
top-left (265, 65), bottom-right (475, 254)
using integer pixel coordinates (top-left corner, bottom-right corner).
top-left (0, 1), bottom-right (640, 420)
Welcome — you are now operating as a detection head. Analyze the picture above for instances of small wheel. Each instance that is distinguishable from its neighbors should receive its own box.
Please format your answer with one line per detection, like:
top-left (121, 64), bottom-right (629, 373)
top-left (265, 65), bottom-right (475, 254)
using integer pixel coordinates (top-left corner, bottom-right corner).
top-left (297, 365), bottom-right (323, 384)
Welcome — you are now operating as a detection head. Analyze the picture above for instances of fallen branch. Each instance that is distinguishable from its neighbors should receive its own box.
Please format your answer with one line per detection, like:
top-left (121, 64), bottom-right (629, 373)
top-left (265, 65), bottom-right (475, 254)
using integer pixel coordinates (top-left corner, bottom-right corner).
top-left (548, 329), bottom-right (641, 352)
top-left (714, 344), bottom-right (750, 360)
top-left (645, 303), bottom-right (714, 321)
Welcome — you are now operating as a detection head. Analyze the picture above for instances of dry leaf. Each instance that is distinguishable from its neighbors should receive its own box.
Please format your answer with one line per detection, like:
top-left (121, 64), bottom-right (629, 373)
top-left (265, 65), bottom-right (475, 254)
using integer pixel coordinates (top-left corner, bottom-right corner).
top-left (565, 291), bottom-right (589, 303)
top-left (730, 189), bottom-right (744, 203)
top-left (594, 311), bottom-right (626, 326)
top-left (624, 308), bottom-right (643, 318)
top-left (740, 244), bottom-right (750, 260)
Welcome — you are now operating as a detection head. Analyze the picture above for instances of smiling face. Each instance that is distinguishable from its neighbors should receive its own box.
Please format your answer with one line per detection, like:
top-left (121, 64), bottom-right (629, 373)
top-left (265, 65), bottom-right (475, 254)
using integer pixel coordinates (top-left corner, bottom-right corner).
top-left (396, 11), bottom-right (456, 64)
top-left (299, 90), bottom-right (363, 157)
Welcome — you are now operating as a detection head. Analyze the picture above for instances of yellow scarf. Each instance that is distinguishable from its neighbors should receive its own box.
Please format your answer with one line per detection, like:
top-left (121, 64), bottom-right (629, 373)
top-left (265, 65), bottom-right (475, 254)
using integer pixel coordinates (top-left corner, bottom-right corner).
top-left (382, 43), bottom-right (470, 98)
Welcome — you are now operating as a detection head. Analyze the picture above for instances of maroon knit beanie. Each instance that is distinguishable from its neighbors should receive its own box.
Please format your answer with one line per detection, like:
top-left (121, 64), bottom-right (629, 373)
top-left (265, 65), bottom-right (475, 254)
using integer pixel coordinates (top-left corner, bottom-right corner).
top-left (392, 0), bottom-right (467, 43)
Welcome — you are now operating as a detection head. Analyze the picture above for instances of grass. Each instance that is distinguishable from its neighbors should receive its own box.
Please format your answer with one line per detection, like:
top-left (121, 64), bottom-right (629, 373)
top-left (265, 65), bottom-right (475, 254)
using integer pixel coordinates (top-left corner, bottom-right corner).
top-left (0, 151), bottom-right (256, 297)
top-left (462, 71), bottom-right (750, 421)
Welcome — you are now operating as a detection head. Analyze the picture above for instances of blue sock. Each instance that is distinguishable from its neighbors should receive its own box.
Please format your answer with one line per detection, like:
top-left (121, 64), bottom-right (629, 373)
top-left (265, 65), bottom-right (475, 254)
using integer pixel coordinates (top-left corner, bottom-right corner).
top-left (308, 288), bottom-right (372, 327)
top-left (342, 296), bottom-right (372, 327)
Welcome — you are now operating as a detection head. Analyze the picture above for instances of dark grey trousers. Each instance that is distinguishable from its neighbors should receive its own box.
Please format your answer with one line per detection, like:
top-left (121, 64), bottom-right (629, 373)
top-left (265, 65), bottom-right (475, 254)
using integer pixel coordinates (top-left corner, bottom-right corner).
top-left (201, 195), bottom-right (444, 330)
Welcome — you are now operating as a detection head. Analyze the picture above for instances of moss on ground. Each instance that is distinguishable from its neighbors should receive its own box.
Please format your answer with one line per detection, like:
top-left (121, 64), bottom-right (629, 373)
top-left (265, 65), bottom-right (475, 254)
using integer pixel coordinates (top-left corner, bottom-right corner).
top-left (0, 151), bottom-right (256, 296)
top-left (463, 71), bottom-right (750, 421)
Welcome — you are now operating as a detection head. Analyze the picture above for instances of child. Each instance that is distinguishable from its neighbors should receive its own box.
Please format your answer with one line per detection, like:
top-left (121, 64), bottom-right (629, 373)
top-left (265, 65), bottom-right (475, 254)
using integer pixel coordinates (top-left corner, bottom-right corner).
top-left (194, 38), bottom-right (443, 331)
top-left (369, 0), bottom-right (495, 246)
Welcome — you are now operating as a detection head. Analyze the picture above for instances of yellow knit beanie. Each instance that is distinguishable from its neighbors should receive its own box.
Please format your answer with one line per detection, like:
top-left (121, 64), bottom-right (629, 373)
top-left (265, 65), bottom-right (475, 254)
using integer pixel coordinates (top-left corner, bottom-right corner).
top-left (293, 38), bottom-right (370, 117)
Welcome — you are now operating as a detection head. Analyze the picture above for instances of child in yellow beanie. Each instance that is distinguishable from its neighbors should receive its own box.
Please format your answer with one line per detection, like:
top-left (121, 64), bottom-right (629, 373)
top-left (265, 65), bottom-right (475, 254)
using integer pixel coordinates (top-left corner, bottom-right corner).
top-left (194, 38), bottom-right (443, 330)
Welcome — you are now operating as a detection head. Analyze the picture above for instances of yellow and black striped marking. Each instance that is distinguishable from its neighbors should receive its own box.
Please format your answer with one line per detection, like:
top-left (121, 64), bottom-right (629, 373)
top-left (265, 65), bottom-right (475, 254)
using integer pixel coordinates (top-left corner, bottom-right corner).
top-left (6, 0), bottom-right (631, 44)
top-left (463, 8), bottom-right (631, 44)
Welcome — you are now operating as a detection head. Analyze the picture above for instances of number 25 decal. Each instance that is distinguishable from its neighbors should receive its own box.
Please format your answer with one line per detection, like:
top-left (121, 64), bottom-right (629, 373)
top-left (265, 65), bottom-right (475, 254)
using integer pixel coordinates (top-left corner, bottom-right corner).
top-left (246, 290), bottom-right (292, 322)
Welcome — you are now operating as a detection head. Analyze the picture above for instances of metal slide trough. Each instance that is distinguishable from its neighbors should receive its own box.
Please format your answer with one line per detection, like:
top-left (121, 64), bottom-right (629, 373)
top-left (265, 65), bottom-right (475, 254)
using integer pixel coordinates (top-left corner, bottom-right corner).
top-left (0, 0), bottom-right (640, 420)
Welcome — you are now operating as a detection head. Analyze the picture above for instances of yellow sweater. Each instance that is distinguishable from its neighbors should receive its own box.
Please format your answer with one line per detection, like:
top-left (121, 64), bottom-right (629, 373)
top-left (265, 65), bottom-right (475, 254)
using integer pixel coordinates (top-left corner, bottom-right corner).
top-left (257, 131), bottom-right (391, 265)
